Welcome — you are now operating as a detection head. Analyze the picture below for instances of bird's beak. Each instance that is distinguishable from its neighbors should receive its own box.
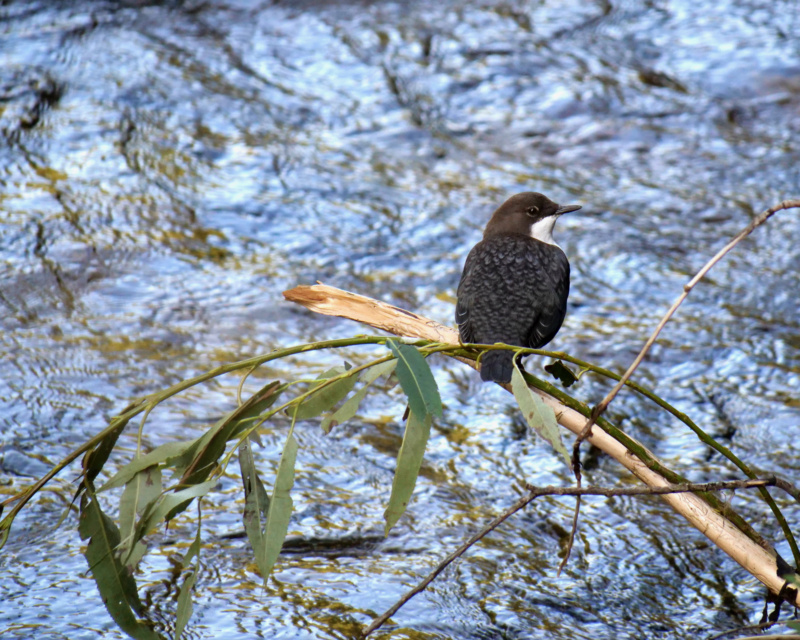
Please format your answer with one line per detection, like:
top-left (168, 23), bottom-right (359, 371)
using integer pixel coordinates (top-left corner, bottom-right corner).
top-left (555, 204), bottom-right (581, 215)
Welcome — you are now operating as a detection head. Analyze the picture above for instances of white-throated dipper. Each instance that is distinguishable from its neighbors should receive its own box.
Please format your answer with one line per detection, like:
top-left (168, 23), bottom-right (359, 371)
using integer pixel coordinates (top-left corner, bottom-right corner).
top-left (455, 192), bottom-right (581, 383)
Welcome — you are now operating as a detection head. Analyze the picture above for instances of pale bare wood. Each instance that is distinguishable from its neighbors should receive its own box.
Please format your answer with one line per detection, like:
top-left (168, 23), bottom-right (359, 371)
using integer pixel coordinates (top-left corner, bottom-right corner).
top-left (283, 283), bottom-right (800, 607)
top-left (284, 283), bottom-right (456, 342)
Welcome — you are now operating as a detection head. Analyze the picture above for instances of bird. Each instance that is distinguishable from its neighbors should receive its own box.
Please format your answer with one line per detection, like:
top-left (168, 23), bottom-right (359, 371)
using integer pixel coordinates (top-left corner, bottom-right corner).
top-left (455, 192), bottom-right (581, 383)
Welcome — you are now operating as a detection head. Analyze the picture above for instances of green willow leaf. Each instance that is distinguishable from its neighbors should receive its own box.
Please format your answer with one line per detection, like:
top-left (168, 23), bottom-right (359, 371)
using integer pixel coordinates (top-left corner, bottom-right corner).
top-left (175, 518), bottom-right (202, 640)
top-left (511, 364), bottom-right (570, 467)
top-left (383, 411), bottom-right (433, 535)
top-left (78, 491), bottom-right (159, 640)
top-left (239, 436), bottom-right (270, 555)
top-left (257, 432), bottom-right (298, 582)
top-left (293, 363), bottom-right (357, 420)
top-left (321, 360), bottom-right (398, 433)
top-left (99, 440), bottom-right (197, 493)
top-left (387, 340), bottom-right (442, 420)
top-left (0, 518), bottom-right (11, 549)
top-left (175, 570), bottom-right (197, 640)
top-left (182, 512), bottom-right (203, 568)
top-left (544, 360), bottom-right (579, 388)
top-left (177, 380), bottom-right (284, 489)
top-left (124, 540), bottom-right (148, 574)
top-left (118, 465), bottom-right (162, 572)
top-left (124, 480), bottom-right (217, 566)
top-left (82, 415), bottom-right (130, 488)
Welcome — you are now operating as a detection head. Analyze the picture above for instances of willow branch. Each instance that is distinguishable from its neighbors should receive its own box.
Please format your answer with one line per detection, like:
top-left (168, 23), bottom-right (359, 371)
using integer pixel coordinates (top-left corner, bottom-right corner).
top-left (363, 479), bottom-right (778, 636)
top-left (564, 198), bottom-right (800, 572)
top-left (283, 282), bottom-right (800, 624)
top-left (574, 199), bottom-right (800, 444)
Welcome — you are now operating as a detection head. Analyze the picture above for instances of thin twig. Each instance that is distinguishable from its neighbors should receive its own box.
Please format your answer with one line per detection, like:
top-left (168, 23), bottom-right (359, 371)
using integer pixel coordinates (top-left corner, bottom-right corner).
top-left (558, 494), bottom-right (582, 575)
top-left (727, 636), bottom-right (800, 640)
top-left (775, 477), bottom-right (800, 502)
top-left (710, 635), bottom-right (800, 640)
top-left (522, 479), bottom-right (774, 497)
top-left (236, 365), bottom-right (257, 406)
top-left (561, 199), bottom-right (800, 571)
top-left (704, 621), bottom-right (781, 640)
top-left (573, 199), bottom-right (800, 454)
top-left (362, 478), bottom-right (776, 637)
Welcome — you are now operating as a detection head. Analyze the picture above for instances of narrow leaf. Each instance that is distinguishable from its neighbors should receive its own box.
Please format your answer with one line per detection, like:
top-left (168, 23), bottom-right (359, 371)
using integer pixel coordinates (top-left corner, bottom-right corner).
top-left (182, 512), bottom-right (203, 567)
top-left (175, 519), bottom-right (202, 640)
top-left (321, 360), bottom-right (398, 433)
top-left (78, 491), bottom-right (159, 640)
top-left (124, 541), bottom-right (148, 573)
top-left (544, 360), bottom-right (579, 388)
top-left (361, 359), bottom-right (399, 386)
top-left (175, 570), bottom-right (197, 640)
top-left (511, 365), bottom-right (570, 467)
top-left (293, 364), bottom-right (357, 420)
top-left (118, 466), bottom-right (162, 570)
top-left (119, 467), bottom-right (163, 538)
top-left (320, 386), bottom-right (369, 434)
top-left (239, 436), bottom-right (270, 555)
top-left (0, 518), bottom-right (11, 550)
top-left (175, 381), bottom-right (284, 493)
top-left (126, 480), bottom-right (217, 565)
top-left (387, 340), bottom-right (442, 420)
top-left (82, 416), bottom-right (130, 488)
top-left (99, 440), bottom-right (197, 492)
top-left (383, 411), bottom-right (433, 535)
top-left (257, 432), bottom-right (297, 582)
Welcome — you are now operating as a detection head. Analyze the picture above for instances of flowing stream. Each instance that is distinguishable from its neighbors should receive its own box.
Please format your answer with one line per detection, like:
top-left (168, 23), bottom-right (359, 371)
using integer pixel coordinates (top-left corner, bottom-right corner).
top-left (1, 1), bottom-right (799, 638)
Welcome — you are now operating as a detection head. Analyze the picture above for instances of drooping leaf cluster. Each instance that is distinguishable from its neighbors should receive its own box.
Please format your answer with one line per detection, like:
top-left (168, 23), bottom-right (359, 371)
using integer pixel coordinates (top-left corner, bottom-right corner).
top-left (63, 337), bottom-right (459, 637)
top-left (0, 336), bottom-right (794, 639)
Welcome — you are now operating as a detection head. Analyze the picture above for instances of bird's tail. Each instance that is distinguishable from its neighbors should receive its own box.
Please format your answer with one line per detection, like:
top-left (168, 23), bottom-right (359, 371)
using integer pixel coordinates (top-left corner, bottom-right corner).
top-left (480, 350), bottom-right (515, 384)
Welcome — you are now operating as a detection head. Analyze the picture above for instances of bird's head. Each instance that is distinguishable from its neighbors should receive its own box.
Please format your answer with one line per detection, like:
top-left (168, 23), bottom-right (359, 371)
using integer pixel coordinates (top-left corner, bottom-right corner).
top-left (483, 192), bottom-right (581, 245)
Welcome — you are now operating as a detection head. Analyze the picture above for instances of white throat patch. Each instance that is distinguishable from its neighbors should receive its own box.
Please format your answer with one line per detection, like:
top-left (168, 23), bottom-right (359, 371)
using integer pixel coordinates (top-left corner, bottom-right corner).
top-left (529, 216), bottom-right (559, 246)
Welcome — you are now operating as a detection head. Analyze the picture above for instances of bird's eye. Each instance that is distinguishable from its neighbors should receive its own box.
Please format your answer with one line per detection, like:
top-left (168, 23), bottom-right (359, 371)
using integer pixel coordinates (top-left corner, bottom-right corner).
top-left (525, 206), bottom-right (539, 217)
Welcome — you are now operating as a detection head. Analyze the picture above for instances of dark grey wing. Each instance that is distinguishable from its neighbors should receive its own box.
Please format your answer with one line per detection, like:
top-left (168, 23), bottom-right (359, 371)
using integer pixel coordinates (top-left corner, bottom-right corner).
top-left (455, 252), bottom-right (477, 344)
top-left (525, 247), bottom-right (570, 348)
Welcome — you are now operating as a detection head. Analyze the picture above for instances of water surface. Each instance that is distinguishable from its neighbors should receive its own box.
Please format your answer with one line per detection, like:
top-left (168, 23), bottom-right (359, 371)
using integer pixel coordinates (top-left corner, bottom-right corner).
top-left (1, 1), bottom-right (799, 638)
